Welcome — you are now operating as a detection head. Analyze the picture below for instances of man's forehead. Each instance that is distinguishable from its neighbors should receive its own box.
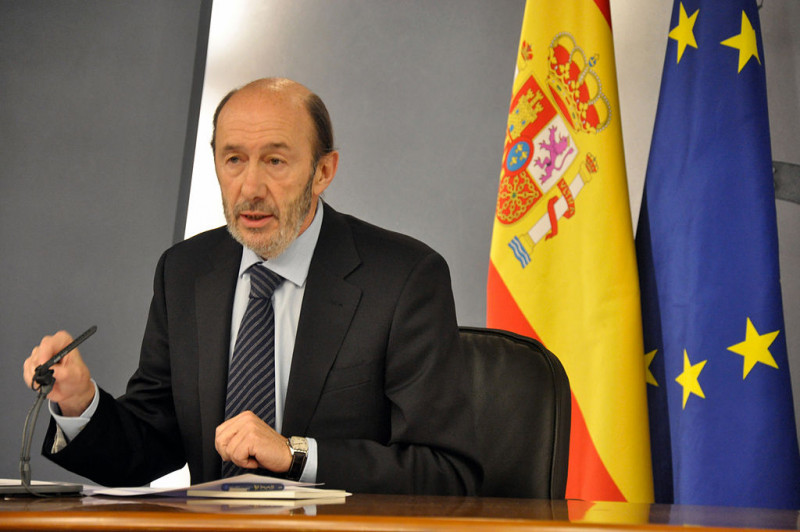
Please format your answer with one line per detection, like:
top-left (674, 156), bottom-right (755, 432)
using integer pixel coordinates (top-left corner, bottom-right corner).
top-left (216, 90), bottom-right (313, 148)
top-left (219, 90), bottom-right (300, 122)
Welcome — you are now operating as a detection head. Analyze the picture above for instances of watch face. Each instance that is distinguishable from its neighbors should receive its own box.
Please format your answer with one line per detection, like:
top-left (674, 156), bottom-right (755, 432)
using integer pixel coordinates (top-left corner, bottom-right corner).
top-left (289, 436), bottom-right (308, 453)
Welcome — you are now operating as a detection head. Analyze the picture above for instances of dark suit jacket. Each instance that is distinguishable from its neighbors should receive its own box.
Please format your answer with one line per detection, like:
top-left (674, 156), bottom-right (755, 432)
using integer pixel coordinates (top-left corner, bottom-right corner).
top-left (44, 204), bottom-right (480, 495)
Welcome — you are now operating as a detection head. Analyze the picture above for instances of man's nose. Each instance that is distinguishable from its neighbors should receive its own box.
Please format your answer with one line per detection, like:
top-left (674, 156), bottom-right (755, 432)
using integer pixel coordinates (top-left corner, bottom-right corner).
top-left (240, 162), bottom-right (268, 199)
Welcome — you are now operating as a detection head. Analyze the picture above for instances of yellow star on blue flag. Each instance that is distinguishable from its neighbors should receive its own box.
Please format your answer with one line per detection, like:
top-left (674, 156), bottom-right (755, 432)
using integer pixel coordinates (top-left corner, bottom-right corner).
top-left (668, 3), bottom-right (699, 63)
top-left (720, 10), bottom-right (760, 72)
top-left (727, 317), bottom-right (779, 378)
top-left (675, 350), bottom-right (706, 408)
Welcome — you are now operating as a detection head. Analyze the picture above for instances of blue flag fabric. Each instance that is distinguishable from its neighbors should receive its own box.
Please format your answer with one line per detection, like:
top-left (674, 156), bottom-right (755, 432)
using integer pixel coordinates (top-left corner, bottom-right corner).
top-left (636, 0), bottom-right (800, 509)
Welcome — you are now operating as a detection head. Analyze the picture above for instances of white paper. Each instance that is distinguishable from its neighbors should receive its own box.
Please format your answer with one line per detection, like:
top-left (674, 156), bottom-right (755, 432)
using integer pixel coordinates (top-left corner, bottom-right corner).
top-left (87, 473), bottom-right (316, 497)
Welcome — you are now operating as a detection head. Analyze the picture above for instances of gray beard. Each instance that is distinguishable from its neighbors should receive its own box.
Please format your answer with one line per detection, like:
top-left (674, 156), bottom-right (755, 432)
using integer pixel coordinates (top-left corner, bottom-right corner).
top-left (224, 174), bottom-right (314, 260)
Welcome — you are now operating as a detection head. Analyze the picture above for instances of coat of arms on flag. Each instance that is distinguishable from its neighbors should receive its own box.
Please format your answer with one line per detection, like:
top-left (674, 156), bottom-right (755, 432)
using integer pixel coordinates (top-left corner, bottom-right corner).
top-left (497, 32), bottom-right (606, 268)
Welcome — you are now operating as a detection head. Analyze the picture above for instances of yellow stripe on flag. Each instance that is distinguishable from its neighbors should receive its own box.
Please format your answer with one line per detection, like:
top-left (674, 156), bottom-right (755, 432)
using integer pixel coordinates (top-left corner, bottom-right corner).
top-left (487, 0), bottom-right (653, 503)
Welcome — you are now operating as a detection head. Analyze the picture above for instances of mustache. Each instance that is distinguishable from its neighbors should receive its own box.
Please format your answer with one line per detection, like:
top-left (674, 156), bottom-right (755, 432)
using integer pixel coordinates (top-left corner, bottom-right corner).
top-left (232, 200), bottom-right (278, 218)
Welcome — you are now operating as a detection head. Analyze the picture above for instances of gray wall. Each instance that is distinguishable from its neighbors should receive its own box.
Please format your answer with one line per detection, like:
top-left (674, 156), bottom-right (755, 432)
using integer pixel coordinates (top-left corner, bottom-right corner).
top-left (0, 1), bottom-right (206, 483)
top-left (762, 3), bottom-right (800, 451)
top-left (1, 0), bottom-right (798, 486)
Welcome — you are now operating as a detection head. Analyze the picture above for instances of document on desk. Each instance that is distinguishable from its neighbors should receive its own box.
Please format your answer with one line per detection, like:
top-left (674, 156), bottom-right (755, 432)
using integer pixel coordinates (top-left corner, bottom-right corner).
top-left (88, 473), bottom-right (350, 500)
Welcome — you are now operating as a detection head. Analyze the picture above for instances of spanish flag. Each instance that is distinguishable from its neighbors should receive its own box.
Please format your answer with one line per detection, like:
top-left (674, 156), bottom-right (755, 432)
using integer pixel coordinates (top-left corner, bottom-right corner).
top-left (487, 0), bottom-right (653, 502)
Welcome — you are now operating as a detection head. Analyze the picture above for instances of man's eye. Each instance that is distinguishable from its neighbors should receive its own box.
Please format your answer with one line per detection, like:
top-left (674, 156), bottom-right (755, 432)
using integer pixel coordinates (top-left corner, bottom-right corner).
top-left (226, 156), bottom-right (241, 164)
top-left (268, 158), bottom-right (284, 166)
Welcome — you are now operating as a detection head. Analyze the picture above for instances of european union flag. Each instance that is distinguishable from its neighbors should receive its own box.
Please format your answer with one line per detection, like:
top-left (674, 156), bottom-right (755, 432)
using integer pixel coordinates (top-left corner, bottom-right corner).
top-left (636, 0), bottom-right (800, 509)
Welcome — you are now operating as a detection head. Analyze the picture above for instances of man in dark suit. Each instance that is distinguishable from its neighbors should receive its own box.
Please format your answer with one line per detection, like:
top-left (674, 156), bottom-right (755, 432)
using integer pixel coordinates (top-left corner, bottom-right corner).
top-left (23, 78), bottom-right (480, 495)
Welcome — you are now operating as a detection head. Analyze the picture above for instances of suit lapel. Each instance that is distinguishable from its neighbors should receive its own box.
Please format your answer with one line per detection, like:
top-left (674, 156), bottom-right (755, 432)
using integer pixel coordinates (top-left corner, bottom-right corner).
top-left (283, 205), bottom-right (362, 435)
top-left (195, 231), bottom-right (241, 475)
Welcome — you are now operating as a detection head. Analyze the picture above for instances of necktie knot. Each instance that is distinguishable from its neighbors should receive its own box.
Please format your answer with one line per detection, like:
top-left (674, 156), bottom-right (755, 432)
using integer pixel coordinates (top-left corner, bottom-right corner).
top-left (247, 264), bottom-right (284, 299)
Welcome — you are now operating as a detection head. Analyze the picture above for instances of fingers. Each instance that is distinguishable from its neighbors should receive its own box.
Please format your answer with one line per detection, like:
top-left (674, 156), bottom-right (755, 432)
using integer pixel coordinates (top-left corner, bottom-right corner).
top-left (23, 331), bottom-right (75, 389)
top-left (215, 412), bottom-right (291, 473)
top-left (215, 412), bottom-right (266, 468)
top-left (33, 331), bottom-right (74, 364)
top-left (22, 330), bottom-right (95, 415)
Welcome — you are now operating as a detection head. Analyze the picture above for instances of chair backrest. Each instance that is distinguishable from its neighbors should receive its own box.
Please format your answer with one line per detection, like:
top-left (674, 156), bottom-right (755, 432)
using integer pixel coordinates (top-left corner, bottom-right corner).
top-left (460, 326), bottom-right (570, 499)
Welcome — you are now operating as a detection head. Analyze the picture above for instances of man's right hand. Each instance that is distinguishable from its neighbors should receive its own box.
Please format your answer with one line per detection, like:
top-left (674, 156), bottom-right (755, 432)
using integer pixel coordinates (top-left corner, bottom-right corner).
top-left (23, 331), bottom-right (95, 417)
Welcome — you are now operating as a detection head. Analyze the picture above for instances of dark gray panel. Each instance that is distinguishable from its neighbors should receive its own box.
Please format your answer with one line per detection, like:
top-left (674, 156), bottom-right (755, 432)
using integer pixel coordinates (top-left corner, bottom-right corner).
top-left (0, 0), bottom-right (205, 483)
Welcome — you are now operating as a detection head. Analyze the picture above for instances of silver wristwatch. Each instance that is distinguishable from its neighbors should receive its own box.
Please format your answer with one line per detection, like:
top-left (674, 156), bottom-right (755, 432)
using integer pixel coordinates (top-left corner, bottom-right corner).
top-left (286, 436), bottom-right (308, 481)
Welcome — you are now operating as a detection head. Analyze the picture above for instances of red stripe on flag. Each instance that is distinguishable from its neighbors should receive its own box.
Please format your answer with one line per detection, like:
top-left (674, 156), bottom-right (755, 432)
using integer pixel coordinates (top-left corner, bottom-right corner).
top-left (566, 392), bottom-right (626, 501)
top-left (486, 261), bottom-right (541, 341)
top-left (593, 0), bottom-right (612, 29)
top-left (488, 260), bottom-right (625, 502)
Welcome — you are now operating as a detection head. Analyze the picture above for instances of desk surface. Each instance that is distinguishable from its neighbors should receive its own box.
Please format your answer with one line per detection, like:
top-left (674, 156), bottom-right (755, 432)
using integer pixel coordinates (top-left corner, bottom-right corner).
top-left (1, 494), bottom-right (798, 531)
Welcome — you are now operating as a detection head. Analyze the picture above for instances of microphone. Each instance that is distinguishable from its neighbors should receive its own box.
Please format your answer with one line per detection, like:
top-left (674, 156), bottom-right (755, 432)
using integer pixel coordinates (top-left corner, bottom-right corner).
top-left (2, 326), bottom-right (97, 497)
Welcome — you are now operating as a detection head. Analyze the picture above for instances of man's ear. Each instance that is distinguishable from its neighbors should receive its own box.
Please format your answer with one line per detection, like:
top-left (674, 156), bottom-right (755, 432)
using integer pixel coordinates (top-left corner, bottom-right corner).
top-left (312, 150), bottom-right (339, 196)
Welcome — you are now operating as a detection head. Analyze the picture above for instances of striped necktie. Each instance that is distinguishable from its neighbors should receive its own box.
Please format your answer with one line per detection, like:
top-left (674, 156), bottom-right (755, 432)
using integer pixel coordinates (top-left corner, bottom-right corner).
top-left (222, 263), bottom-right (284, 477)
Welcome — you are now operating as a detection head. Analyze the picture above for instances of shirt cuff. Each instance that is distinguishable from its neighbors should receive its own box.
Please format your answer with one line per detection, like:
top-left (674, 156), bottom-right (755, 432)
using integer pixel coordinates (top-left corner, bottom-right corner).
top-left (48, 379), bottom-right (99, 443)
top-left (299, 437), bottom-right (318, 483)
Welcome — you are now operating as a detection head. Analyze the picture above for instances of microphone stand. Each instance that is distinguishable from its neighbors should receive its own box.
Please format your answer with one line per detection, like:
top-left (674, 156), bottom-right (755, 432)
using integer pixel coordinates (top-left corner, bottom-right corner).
top-left (19, 380), bottom-right (51, 496)
top-left (4, 326), bottom-right (97, 497)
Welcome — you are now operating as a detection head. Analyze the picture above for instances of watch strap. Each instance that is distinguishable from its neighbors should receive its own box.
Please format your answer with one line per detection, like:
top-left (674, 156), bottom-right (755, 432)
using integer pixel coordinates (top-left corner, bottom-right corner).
top-left (286, 436), bottom-right (308, 481)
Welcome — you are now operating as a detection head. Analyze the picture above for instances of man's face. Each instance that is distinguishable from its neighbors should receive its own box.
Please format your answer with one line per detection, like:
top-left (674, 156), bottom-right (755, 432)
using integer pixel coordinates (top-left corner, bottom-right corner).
top-left (213, 87), bottom-right (332, 259)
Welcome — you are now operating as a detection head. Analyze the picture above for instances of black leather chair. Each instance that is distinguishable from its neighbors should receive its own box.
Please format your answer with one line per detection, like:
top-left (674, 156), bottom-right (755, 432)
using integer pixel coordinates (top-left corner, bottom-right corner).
top-left (460, 326), bottom-right (571, 499)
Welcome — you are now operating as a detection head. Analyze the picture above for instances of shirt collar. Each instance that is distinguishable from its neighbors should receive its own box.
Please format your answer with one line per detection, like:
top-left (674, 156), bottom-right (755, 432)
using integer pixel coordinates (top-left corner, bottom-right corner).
top-left (238, 198), bottom-right (324, 288)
